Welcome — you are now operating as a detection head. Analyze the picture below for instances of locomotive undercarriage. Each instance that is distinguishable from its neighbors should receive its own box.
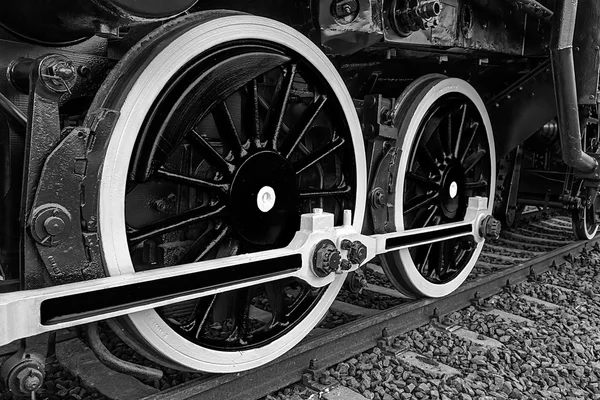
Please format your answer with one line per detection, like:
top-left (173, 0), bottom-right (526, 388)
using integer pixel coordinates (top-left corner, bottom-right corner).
top-left (0, 0), bottom-right (599, 394)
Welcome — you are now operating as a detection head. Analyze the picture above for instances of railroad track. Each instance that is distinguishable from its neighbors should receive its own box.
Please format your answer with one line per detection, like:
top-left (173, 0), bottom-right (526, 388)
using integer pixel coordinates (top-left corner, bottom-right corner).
top-left (1, 214), bottom-right (594, 400)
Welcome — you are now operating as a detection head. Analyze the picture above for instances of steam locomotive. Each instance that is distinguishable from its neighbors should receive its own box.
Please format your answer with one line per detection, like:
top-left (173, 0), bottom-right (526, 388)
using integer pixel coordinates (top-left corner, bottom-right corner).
top-left (0, 0), bottom-right (598, 395)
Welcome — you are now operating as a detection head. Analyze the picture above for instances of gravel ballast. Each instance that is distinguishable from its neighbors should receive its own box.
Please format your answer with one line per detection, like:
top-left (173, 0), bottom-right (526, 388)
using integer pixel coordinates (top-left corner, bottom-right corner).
top-left (268, 246), bottom-right (600, 400)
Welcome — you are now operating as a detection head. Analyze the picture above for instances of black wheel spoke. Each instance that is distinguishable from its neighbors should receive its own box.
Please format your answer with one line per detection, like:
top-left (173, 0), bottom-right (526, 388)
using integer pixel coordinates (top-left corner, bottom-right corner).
top-left (280, 94), bottom-right (328, 159)
top-left (428, 242), bottom-right (443, 278)
top-left (285, 285), bottom-right (312, 316)
top-left (299, 185), bottom-right (351, 198)
top-left (463, 149), bottom-right (486, 174)
top-left (188, 129), bottom-right (236, 176)
top-left (156, 168), bottom-right (230, 194)
top-left (293, 137), bottom-right (345, 175)
top-left (258, 95), bottom-right (290, 136)
top-left (178, 295), bottom-right (217, 340)
top-left (416, 146), bottom-right (440, 174)
top-left (264, 281), bottom-right (289, 331)
top-left (245, 79), bottom-right (261, 149)
top-left (129, 204), bottom-right (227, 244)
top-left (416, 243), bottom-right (434, 275)
top-left (441, 239), bottom-right (457, 277)
top-left (264, 63), bottom-right (297, 150)
top-left (404, 192), bottom-right (439, 215)
top-left (226, 287), bottom-right (253, 345)
top-left (460, 122), bottom-right (480, 164)
top-left (445, 109), bottom-right (453, 155)
top-left (177, 224), bottom-right (232, 264)
top-left (212, 102), bottom-right (247, 161)
top-left (406, 172), bottom-right (441, 190)
top-left (454, 103), bottom-right (468, 158)
top-left (409, 205), bottom-right (439, 229)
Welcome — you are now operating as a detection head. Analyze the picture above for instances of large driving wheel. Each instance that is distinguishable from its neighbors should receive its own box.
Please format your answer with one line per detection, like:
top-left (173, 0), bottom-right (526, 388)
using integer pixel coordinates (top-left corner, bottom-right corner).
top-left (381, 76), bottom-right (495, 298)
top-left (86, 13), bottom-right (366, 372)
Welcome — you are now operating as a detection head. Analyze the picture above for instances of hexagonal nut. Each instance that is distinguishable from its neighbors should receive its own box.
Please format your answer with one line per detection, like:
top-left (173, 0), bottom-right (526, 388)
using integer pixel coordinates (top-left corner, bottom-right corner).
top-left (340, 259), bottom-right (353, 272)
top-left (347, 241), bottom-right (368, 264)
top-left (481, 215), bottom-right (501, 239)
top-left (16, 368), bottom-right (43, 394)
top-left (312, 240), bottom-right (341, 277)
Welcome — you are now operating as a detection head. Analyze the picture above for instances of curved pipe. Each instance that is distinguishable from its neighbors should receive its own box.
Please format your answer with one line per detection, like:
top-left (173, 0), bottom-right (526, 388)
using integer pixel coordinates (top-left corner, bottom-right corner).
top-left (550, 0), bottom-right (597, 173)
top-left (85, 323), bottom-right (163, 381)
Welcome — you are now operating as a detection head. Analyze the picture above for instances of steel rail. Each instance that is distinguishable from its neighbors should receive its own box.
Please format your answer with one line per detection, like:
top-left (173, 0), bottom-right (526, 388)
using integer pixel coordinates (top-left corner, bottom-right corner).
top-left (143, 234), bottom-right (600, 400)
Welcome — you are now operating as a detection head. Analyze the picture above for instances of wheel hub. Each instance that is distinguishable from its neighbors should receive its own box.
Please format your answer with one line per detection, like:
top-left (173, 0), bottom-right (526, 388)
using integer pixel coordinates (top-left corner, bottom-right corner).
top-left (229, 151), bottom-right (298, 246)
top-left (440, 161), bottom-right (465, 219)
top-left (257, 186), bottom-right (276, 212)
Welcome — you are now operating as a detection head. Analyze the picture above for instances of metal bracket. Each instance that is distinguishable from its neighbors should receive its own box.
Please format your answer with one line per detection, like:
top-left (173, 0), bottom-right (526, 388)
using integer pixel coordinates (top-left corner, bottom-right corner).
top-left (0, 334), bottom-right (51, 398)
top-left (370, 146), bottom-right (401, 234)
top-left (471, 292), bottom-right (492, 311)
top-left (21, 57), bottom-right (66, 289)
top-left (80, 108), bottom-right (120, 232)
top-left (301, 359), bottom-right (338, 393)
top-left (377, 328), bottom-right (409, 356)
top-left (30, 126), bottom-right (105, 284)
top-left (362, 95), bottom-right (396, 139)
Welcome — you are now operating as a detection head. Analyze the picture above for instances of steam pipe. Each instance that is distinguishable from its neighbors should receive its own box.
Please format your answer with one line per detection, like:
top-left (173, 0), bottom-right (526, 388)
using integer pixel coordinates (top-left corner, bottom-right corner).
top-left (502, 0), bottom-right (553, 22)
top-left (85, 323), bottom-right (163, 381)
top-left (550, 0), bottom-right (597, 173)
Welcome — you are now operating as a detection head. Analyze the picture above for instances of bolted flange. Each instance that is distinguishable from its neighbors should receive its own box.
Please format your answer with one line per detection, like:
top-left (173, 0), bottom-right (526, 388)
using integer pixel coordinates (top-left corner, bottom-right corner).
top-left (0, 351), bottom-right (45, 397)
top-left (30, 204), bottom-right (72, 246)
top-left (312, 240), bottom-right (342, 277)
top-left (479, 215), bottom-right (501, 239)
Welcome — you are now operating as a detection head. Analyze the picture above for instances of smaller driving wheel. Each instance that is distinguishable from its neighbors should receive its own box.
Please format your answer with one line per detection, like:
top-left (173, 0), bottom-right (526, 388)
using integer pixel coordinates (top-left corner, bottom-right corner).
top-left (572, 182), bottom-right (599, 240)
top-left (381, 75), bottom-right (495, 298)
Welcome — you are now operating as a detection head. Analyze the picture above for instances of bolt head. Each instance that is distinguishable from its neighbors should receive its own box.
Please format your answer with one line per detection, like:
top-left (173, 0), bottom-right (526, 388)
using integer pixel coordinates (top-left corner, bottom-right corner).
top-left (348, 241), bottom-right (368, 264)
top-left (480, 215), bottom-right (501, 239)
top-left (44, 216), bottom-right (66, 236)
top-left (340, 259), bottom-right (352, 272)
top-left (312, 240), bottom-right (341, 277)
top-left (77, 65), bottom-right (91, 78)
top-left (23, 375), bottom-right (41, 391)
top-left (15, 367), bottom-right (44, 395)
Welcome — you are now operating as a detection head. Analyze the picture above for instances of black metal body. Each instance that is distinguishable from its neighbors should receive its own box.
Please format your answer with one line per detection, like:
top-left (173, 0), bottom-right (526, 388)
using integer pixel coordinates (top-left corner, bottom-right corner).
top-left (0, 0), bottom-right (593, 284)
top-left (573, 0), bottom-right (600, 105)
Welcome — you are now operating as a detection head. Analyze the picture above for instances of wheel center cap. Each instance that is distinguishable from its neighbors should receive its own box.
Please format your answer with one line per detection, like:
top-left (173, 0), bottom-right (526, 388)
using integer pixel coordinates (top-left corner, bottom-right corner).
top-left (229, 151), bottom-right (298, 246)
top-left (257, 186), bottom-right (276, 212)
top-left (449, 181), bottom-right (458, 199)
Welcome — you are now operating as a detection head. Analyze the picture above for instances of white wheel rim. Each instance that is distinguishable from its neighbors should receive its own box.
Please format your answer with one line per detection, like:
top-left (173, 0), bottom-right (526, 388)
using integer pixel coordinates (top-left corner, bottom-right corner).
top-left (386, 78), bottom-right (495, 298)
top-left (575, 205), bottom-right (598, 240)
top-left (96, 15), bottom-right (366, 372)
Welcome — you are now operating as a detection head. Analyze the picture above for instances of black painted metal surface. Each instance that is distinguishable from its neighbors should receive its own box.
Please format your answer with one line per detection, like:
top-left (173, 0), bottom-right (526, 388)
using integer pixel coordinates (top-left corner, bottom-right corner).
top-left (31, 126), bottom-right (105, 284)
top-left (488, 60), bottom-right (556, 158)
top-left (573, 0), bottom-right (600, 105)
top-left (0, 0), bottom-right (198, 45)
